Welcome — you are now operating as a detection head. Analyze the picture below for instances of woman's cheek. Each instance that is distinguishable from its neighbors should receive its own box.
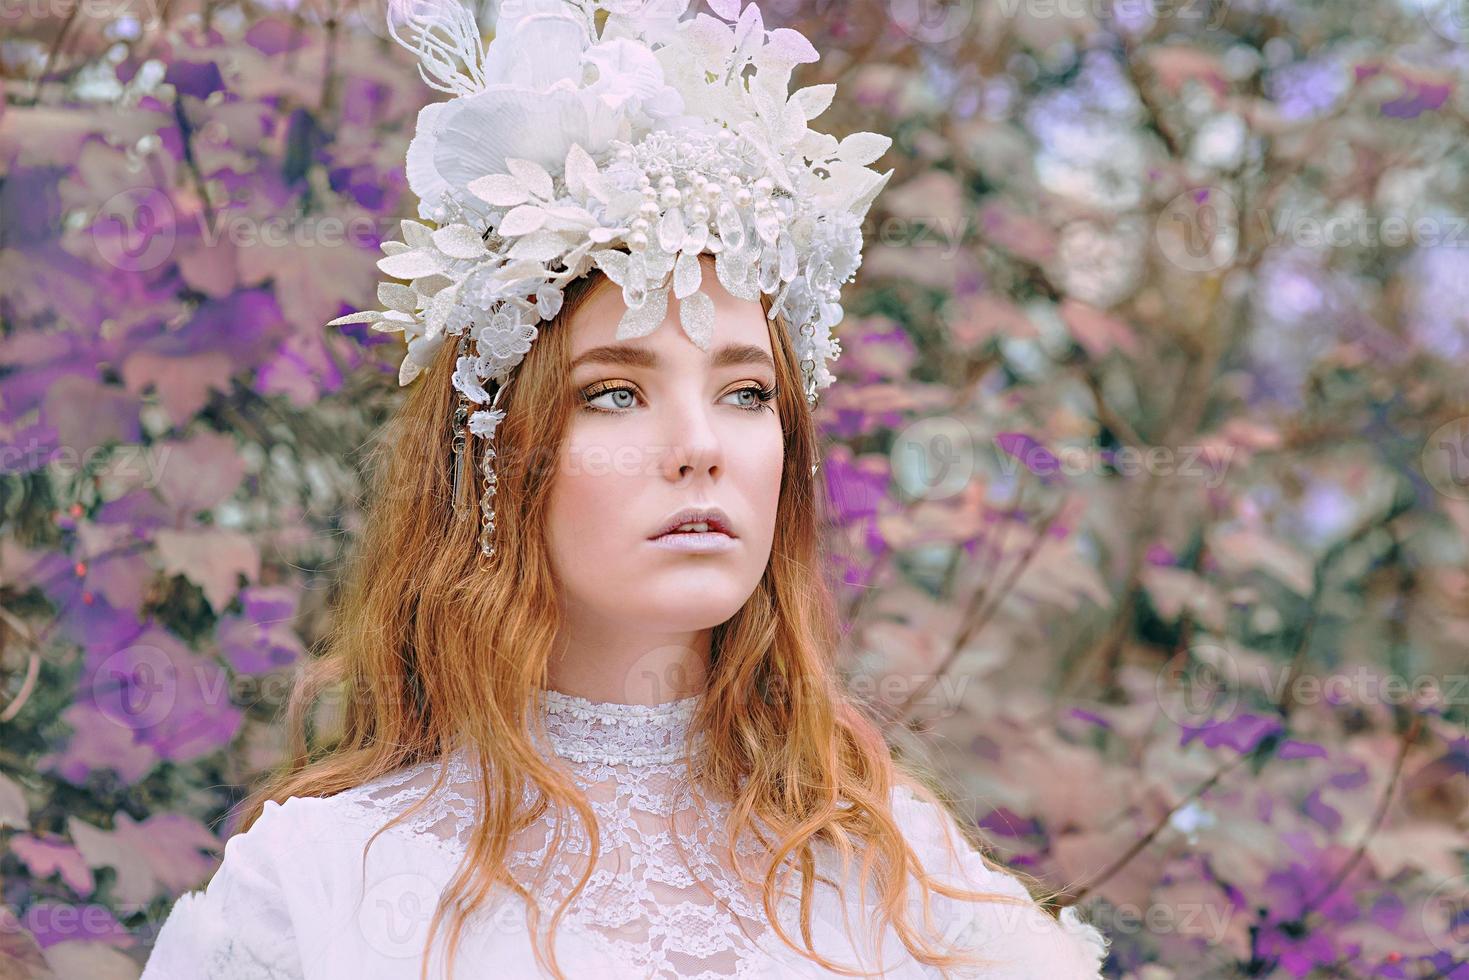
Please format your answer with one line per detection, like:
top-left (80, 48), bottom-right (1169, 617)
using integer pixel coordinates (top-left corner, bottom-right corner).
top-left (557, 424), bottom-right (653, 549)
top-left (734, 420), bottom-right (784, 549)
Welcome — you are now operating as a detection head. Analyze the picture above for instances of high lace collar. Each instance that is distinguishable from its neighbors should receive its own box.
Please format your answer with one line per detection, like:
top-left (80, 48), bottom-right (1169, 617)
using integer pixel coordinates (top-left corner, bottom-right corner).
top-left (533, 688), bottom-right (704, 766)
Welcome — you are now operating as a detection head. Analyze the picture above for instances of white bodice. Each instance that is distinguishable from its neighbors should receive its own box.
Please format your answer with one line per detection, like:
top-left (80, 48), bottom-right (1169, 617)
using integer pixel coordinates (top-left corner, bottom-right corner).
top-left (141, 690), bottom-right (1109, 979)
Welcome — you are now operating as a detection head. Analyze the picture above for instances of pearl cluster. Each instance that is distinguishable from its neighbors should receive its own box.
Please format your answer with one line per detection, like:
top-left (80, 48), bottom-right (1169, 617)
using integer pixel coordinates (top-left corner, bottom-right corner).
top-left (611, 129), bottom-right (793, 261)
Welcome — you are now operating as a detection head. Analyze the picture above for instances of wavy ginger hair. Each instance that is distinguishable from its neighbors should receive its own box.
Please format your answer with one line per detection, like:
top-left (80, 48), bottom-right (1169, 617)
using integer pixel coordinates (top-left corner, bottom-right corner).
top-left (241, 268), bottom-right (1044, 979)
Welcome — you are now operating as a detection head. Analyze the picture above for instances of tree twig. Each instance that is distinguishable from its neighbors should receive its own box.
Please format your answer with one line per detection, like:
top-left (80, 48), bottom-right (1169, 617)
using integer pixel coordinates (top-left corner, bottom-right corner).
top-left (1063, 752), bottom-right (1249, 907)
top-left (1298, 712), bottom-right (1423, 921)
top-left (879, 487), bottom-right (1061, 734)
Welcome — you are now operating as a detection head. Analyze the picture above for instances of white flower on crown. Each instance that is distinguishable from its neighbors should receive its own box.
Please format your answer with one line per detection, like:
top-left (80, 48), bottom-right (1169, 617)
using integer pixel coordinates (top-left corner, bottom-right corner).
top-left (329, 0), bottom-right (893, 409)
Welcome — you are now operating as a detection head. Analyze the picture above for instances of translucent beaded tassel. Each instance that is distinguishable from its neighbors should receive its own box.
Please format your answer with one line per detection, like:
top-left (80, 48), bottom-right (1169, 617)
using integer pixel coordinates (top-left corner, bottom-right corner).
top-left (478, 432), bottom-right (498, 559)
top-left (477, 380), bottom-right (508, 560)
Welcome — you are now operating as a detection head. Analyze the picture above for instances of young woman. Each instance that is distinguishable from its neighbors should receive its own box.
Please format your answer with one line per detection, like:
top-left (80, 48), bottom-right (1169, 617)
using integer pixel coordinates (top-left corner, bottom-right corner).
top-left (141, 1), bottom-right (1109, 977)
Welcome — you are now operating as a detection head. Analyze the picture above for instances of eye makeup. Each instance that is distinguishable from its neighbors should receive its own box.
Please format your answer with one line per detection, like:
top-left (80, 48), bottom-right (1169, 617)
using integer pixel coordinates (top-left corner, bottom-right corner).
top-left (578, 381), bottom-right (778, 415)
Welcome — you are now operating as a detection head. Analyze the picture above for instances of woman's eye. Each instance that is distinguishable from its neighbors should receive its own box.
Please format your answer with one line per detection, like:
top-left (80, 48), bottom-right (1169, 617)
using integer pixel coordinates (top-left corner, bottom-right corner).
top-left (581, 386), bottom-right (639, 412)
top-left (579, 383), bottom-right (778, 414)
top-left (725, 385), bottom-right (778, 412)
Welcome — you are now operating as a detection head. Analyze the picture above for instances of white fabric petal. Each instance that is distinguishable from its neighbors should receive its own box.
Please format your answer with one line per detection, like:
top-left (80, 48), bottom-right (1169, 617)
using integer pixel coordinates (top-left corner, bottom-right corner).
top-left (615, 285), bottom-right (670, 340)
top-left (431, 224), bottom-right (488, 260)
top-left (678, 289), bottom-right (714, 350)
top-left (465, 173), bottom-right (529, 208)
top-left (326, 310), bottom-right (386, 327)
top-left (672, 250), bottom-right (703, 299)
top-left (378, 247), bottom-right (448, 281)
top-left (378, 282), bottom-right (417, 313)
top-left (403, 101), bottom-right (451, 221)
top-left (480, 8), bottom-right (589, 90)
top-left (428, 88), bottom-right (594, 214)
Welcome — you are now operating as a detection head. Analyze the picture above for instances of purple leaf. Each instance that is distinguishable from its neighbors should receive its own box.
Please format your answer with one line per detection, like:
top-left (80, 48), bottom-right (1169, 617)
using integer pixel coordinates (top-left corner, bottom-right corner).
top-left (993, 431), bottom-right (1063, 484)
top-left (1302, 788), bottom-right (1342, 833)
top-left (1180, 712), bottom-right (1284, 754)
top-left (1278, 739), bottom-right (1328, 760)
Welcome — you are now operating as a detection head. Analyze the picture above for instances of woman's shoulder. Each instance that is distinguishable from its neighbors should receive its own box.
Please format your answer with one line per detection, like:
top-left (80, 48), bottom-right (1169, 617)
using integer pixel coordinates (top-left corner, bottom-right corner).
top-left (140, 796), bottom-right (327, 979)
top-left (327, 749), bottom-right (484, 847)
top-left (141, 758), bottom-right (468, 979)
top-left (887, 782), bottom-right (1110, 979)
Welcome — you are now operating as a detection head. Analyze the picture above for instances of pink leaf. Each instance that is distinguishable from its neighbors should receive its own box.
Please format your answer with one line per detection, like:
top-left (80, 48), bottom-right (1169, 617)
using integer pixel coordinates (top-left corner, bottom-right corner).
top-left (154, 528), bottom-right (260, 611)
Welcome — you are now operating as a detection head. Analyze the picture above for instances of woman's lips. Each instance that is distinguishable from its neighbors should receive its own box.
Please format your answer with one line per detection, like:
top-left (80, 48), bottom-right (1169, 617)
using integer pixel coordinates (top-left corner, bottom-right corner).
top-left (647, 530), bottom-right (738, 553)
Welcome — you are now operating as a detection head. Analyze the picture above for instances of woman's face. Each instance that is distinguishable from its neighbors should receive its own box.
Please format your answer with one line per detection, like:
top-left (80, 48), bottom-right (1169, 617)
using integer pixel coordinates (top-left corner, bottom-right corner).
top-left (546, 257), bottom-right (784, 642)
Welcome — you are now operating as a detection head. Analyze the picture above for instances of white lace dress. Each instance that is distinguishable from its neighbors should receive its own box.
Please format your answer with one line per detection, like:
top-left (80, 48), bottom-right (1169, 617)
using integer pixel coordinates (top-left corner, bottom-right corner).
top-left (140, 690), bottom-right (1108, 978)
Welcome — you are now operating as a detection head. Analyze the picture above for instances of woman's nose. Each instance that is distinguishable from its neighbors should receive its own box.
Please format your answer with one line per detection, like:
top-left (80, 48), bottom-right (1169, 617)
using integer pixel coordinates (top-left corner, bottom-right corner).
top-left (660, 396), bottom-right (724, 483)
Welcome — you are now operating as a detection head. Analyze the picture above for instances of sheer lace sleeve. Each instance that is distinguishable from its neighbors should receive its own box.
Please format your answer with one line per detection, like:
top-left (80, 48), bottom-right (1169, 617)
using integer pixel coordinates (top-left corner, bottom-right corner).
top-left (892, 785), bottom-right (1109, 979)
top-left (140, 797), bottom-right (316, 980)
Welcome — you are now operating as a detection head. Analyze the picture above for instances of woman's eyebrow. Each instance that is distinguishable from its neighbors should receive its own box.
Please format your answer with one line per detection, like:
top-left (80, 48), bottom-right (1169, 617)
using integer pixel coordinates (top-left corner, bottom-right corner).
top-left (570, 342), bottom-right (776, 373)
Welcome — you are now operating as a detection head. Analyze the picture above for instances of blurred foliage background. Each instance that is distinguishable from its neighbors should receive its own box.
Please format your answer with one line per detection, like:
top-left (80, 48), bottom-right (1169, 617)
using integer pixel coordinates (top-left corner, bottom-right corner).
top-left (1, 0), bottom-right (1467, 976)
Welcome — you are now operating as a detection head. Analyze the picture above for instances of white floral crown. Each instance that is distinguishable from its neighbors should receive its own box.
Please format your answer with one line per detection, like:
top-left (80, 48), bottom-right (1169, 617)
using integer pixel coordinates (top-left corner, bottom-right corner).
top-left (328, 0), bottom-right (893, 557)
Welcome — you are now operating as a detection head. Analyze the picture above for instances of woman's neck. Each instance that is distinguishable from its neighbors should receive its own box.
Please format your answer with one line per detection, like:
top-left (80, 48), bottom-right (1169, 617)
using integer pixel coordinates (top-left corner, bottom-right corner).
top-left (544, 629), bottom-right (712, 706)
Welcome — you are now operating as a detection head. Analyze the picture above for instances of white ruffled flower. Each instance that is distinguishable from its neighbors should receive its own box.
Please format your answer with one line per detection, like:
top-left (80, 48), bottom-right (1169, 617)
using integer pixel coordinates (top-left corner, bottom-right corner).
top-left (452, 355), bottom-right (492, 404)
top-left (475, 310), bottom-right (539, 380)
top-left (468, 407), bottom-right (506, 439)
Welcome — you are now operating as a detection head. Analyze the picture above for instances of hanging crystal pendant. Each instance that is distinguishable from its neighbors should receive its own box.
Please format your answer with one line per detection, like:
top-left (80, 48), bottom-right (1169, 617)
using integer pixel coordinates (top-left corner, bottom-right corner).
top-left (623, 249), bottom-right (648, 309)
top-left (778, 232), bottom-right (798, 280)
top-left (658, 206), bottom-right (685, 253)
top-left (684, 212), bottom-right (709, 253)
top-left (758, 245), bottom-right (781, 294)
top-left (716, 200), bottom-right (746, 253)
top-left (754, 208), bottom-right (782, 246)
top-left (479, 440), bottom-right (498, 559)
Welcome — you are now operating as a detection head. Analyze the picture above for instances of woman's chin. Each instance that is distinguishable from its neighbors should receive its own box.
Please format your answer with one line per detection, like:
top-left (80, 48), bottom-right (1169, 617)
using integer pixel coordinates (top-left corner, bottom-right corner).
top-left (633, 583), bottom-right (753, 625)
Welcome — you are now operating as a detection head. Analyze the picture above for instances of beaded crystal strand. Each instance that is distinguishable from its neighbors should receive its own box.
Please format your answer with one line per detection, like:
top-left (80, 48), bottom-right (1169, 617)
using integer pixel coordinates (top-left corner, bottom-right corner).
top-left (448, 331), bottom-right (503, 560)
top-left (477, 380), bottom-right (508, 559)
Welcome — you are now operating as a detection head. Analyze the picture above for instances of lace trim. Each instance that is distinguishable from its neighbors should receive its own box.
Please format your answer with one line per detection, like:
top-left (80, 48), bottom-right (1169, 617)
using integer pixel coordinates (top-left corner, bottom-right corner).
top-left (535, 688), bottom-right (703, 765)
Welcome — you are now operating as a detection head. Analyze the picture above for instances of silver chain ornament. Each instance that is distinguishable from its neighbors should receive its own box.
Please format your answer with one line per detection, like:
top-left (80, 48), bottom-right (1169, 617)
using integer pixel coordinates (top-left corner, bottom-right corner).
top-left (449, 334), bottom-right (472, 517)
top-left (448, 331), bottom-right (507, 560)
